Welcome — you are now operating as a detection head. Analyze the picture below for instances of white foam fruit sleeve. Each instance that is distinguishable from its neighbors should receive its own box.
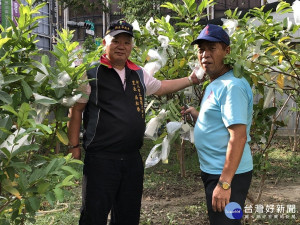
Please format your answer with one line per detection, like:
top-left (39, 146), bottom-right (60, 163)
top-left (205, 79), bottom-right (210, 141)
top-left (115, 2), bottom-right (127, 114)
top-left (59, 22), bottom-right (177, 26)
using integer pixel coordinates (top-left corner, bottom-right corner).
top-left (193, 66), bottom-right (205, 80)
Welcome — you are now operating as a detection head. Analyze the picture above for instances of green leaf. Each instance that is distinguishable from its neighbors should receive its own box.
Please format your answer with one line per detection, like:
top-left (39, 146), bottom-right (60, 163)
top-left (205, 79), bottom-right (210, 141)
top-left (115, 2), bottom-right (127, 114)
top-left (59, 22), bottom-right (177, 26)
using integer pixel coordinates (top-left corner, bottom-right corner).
top-left (0, 219), bottom-right (10, 225)
top-left (33, 93), bottom-right (57, 105)
top-left (2, 179), bottom-right (22, 200)
top-left (41, 55), bottom-right (50, 65)
top-left (45, 191), bottom-right (56, 206)
top-left (0, 51), bottom-right (9, 63)
top-left (1, 105), bottom-right (18, 116)
top-left (18, 172), bottom-right (29, 191)
top-left (0, 91), bottom-right (13, 104)
top-left (28, 168), bottom-right (43, 184)
top-left (28, 196), bottom-right (40, 211)
top-left (36, 124), bottom-right (52, 134)
top-left (21, 80), bottom-right (33, 99)
top-left (225, 9), bottom-right (232, 18)
top-left (4, 75), bottom-right (25, 85)
top-left (67, 158), bottom-right (84, 165)
top-left (0, 116), bottom-right (12, 139)
top-left (54, 187), bottom-right (64, 202)
top-left (0, 147), bottom-right (11, 159)
top-left (233, 63), bottom-right (242, 78)
top-left (278, 36), bottom-right (290, 43)
top-left (17, 103), bottom-right (31, 127)
top-left (56, 129), bottom-right (69, 145)
top-left (276, 1), bottom-right (291, 14)
top-left (0, 37), bottom-right (10, 48)
top-left (37, 182), bottom-right (50, 194)
top-left (33, 61), bottom-right (49, 76)
top-left (35, 98), bottom-right (57, 105)
top-left (61, 165), bottom-right (81, 179)
top-left (42, 158), bottom-right (59, 176)
top-left (10, 162), bottom-right (32, 172)
top-left (42, 158), bottom-right (65, 176)
top-left (12, 144), bottom-right (39, 158)
top-left (61, 175), bottom-right (75, 187)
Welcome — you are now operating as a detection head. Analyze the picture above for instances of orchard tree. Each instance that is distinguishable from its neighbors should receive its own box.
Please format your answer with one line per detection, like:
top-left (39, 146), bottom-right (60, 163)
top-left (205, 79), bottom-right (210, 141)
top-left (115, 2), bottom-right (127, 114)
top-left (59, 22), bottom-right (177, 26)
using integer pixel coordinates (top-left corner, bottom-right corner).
top-left (118, 0), bottom-right (182, 24)
top-left (0, 0), bottom-right (102, 224)
top-left (222, 1), bottom-right (300, 210)
top-left (224, 1), bottom-right (300, 152)
top-left (130, 0), bottom-right (299, 213)
top-left (130, 0), bottom-right (214, 176)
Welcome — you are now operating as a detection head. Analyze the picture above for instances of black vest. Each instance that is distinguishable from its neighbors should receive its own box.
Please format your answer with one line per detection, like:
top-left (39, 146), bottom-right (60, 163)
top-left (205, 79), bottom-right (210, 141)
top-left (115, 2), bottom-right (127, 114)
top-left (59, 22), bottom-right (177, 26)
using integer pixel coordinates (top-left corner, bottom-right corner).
top-left (83, 63), bottom-right (146, 156)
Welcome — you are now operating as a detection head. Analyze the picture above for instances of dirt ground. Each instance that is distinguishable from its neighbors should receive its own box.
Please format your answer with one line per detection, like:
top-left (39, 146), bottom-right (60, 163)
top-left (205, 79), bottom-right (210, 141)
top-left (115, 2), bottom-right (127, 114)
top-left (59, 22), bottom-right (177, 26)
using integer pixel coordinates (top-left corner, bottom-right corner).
top-left (140, 174), bottom-right (300, 225)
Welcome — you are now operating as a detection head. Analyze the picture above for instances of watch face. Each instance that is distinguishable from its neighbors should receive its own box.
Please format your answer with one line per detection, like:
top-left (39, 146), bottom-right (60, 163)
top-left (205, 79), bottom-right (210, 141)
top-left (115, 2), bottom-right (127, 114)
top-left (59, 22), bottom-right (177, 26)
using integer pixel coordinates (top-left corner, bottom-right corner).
top-left (219, 181), bottom-right (230, 190)
top-left (223, 182), bottom-right (230, 190)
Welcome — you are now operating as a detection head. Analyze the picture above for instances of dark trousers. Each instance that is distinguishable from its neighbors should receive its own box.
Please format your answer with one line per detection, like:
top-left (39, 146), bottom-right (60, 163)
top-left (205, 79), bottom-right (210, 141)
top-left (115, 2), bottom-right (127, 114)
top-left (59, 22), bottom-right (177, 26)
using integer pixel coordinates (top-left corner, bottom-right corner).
top-left (201, 171), bottom-right (252, 225)
top-left (79, 152), bottom-right (144, 225)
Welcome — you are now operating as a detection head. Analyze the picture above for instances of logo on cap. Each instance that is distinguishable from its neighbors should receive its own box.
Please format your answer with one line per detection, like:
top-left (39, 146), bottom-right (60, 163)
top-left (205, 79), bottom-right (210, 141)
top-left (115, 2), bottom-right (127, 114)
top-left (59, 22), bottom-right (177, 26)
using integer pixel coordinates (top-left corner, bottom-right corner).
top-left (191, 24), bottom-right (230, 46)
top-left (205, 26), bottom-right (209, 35)
top-left (106, 19), bottom-right (133, 37)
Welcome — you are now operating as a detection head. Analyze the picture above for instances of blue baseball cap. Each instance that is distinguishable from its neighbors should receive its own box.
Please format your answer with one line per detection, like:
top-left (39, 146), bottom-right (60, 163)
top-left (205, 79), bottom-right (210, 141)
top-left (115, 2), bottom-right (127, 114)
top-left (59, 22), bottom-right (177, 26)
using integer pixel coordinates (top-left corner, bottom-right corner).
top-left (191, 24), bottom-right (230, 46)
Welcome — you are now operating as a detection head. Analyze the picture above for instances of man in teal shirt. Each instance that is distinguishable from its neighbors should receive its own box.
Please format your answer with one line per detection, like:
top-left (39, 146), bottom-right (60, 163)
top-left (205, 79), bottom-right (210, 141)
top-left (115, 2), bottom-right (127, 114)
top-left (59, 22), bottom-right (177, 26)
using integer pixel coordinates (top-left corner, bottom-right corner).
top-left (183, 24), bottom-right (253, 225)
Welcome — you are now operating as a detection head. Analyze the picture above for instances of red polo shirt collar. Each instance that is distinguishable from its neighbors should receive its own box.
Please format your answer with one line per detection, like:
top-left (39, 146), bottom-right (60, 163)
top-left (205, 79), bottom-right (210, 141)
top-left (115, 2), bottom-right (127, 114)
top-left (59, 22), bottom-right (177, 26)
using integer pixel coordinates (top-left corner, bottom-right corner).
top-left (100, 54), bottom-right (140, 71)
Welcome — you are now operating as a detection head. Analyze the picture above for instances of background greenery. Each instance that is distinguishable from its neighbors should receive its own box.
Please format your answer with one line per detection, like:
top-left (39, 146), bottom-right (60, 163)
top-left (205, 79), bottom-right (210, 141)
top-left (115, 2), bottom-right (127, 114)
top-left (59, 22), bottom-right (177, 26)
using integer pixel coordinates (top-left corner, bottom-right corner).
top-left (24, 138), bottom-right (300, 225)
top-left (1, 0), bottom-right (300, 224)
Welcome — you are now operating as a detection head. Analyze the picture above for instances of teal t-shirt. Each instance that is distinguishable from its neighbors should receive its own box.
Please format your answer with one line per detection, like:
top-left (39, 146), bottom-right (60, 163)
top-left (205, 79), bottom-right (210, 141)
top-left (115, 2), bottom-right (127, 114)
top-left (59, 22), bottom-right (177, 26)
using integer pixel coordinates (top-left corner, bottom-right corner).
top-left (194, 70), bottom-right (253, 174)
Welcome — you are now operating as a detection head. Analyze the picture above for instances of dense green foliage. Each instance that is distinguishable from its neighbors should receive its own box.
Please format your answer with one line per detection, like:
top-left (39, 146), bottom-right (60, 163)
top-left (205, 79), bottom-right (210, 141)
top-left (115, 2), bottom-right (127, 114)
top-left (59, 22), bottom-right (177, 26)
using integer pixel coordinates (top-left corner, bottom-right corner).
top-left (0, 0), bottom-right (102, 224)
top-left (118, 0), bottom-right (182, 24)
top-left (1, 0), bottom-right (300, 224)
top-left (130, 0), bottom-right (300, 206)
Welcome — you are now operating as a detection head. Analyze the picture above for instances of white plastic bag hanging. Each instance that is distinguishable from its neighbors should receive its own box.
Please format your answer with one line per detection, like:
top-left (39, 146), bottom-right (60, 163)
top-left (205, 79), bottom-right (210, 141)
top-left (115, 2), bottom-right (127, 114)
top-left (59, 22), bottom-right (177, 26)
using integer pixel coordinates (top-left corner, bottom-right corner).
top-left (144, 61), bottom-right (162, 77)
top-left (158, 35), bottom-right (170, 48)
top-left (193, 66), bottom-right (205, 80)
top-left (188, 60), bottom-right (205, 80)
top-left (166, 121), bottom-right (182, 135)
top-left (132, 19), bottom-right (141, 32)
top-left (59, 94), bottom-right (82, 107)
top-left (145, 109), bottom-right (167, 140)
top-left (0, 128), bottom-right (29, 153)
top-left (161, 136), bottom-right (170, 164)
top-left (180, 123), bottom-right (191, 141)
top-left (144, 48), bottom-right (168, 76)
top-left (144, 117), bottom-right (160, 139)
top-left (221, 18), bottom-right (238, 36)
top-left (180, 122), bottom-right (195, 144)
top-left (189, 127), bottom-right (194, 144)
top-left (292, 0), bottom-right (300, 25)
top-left (33, 93), bottom-right (57, 106)
top-left (145, 17), bottom-right (155, 35)
top-left (34, 104), bottom-right (49, 124)
top-left (145, 120), bottom-right (196, 169)
top-left (145, 143), bottom-right (162, 168)
top-left (51, 71), bottom-right (72, 88)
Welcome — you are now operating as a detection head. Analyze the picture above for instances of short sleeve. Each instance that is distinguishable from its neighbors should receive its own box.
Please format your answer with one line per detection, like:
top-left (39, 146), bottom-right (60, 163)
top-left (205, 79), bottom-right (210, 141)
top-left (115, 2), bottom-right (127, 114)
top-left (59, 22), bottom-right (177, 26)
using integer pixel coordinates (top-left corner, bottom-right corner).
top-left (221, 85), bottom-right (248, 127)
top-left (142, 68), bottom-right (161, 96)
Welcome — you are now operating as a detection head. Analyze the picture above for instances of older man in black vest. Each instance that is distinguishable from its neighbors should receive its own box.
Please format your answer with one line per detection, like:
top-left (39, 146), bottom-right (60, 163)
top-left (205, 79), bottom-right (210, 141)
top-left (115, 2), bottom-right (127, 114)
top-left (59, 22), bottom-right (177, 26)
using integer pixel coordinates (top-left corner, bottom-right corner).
top-left (68, 19), bottom-right (199, 225)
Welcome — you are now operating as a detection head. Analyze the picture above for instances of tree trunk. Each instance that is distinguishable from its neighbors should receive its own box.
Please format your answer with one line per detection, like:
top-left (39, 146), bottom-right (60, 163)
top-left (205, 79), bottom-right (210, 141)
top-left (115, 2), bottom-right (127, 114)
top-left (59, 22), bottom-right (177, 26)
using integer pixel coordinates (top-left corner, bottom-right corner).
top-left (178, 138), bottom-right (186, 177)
top-left (55, 141), bottom-right (60, 154)
top-left (292, 111), bottom-right (300, 151)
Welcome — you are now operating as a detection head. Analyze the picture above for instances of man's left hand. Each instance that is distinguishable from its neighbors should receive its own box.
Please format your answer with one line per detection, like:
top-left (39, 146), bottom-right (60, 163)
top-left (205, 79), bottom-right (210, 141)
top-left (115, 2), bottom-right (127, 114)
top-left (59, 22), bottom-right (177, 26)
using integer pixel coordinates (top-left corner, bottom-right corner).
top-left (212, 185), bottom-right (231, 212)
top-left (189, 69), bottom-right (205, 84)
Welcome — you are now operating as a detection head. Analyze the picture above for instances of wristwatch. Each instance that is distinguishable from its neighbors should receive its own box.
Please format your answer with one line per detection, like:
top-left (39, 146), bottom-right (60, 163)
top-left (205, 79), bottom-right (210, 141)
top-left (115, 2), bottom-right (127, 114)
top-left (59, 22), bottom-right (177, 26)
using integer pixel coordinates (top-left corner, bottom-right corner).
top-left (218, 181), bottom-right (231, 190)
top-left (67, 144), bottom-right (80, 150)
